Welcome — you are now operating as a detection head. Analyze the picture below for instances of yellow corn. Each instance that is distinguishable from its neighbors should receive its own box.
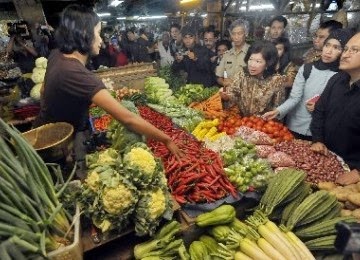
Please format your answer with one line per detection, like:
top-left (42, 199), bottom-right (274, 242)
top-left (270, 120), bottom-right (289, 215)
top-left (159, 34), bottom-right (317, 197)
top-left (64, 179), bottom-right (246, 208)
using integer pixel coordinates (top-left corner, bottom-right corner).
top-left (197, 128), bottom-right (209, 140)
top-left (204, 127), bottom-right (218, 138)
top-left (210, 132), bottom-right (226, 141)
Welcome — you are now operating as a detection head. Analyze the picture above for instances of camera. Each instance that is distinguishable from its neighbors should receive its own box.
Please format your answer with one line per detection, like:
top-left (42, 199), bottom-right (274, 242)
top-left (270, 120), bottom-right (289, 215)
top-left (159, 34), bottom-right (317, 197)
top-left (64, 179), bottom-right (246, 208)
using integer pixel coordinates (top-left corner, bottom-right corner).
top-left (7, 21), bottom-right (30, 39)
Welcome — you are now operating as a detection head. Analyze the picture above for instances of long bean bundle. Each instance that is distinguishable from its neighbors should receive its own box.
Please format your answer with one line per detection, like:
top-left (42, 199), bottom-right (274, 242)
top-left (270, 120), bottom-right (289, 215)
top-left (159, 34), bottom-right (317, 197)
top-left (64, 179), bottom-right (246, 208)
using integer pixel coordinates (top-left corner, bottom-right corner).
top-left (0, 119), bottom-right (75, 258)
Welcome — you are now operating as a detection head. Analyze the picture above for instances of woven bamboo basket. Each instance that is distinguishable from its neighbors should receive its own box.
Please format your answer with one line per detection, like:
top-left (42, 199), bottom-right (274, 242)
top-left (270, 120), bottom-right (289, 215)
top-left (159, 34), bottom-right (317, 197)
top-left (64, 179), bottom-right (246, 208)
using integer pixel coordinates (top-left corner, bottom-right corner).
top-left (95, 62), bottom-right (157, 90)
top-left (22, 122), bottom-right (74, 161)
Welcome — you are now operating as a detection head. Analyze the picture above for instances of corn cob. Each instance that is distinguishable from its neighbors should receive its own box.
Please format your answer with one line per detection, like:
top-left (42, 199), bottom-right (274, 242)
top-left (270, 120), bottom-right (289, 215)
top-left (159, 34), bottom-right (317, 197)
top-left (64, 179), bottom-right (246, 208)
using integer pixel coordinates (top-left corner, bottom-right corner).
top-left (294, 216), bottom-right (356, 239)
top-left (204, 127), bottom-right (218, 138)
top-left (197, 128), bottom-right (209, 140)
top-left (304, 235), bottom-right (337, 251)
top-left (285, 190), bottom-right (329, 230)
top-left (296, 193), bottom-right (337, 227)
top-left (209, 132), bottom-right (226, 141)
top-left (260, 168), bottom-right (307, 215)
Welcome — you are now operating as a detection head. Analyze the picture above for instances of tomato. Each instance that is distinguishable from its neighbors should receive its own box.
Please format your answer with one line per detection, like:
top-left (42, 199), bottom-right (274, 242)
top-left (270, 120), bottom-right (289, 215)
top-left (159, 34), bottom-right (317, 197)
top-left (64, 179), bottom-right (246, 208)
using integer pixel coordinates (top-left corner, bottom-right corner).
top-left (227, 128), bottom-right (236, 135)
top-left (284, 134), bottom-right (293, 141)
top-left (228, 118), bottom-right (236, 125)
top-left (218, 124), bottom-right (224, 131)
top-left (245, 122), bottom-right (254, 128)
top-left (273, 130), bottom-right (280, 137)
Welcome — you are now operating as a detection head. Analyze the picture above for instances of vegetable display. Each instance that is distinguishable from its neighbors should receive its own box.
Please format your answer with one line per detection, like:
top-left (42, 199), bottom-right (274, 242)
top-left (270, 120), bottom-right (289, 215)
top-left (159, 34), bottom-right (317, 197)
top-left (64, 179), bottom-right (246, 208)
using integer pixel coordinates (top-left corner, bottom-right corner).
top-left (133, 220), bottom-right (187, 259)
top-left (144, 77), bottom-right (179, 105)
top-left (189, 92), bottom-right (227, 119)
top-left (147, 103), bottom-right (204, 133)
top-left (138, 105), bottom-right (238, 204)
top-left (174, 84), bottom-right (219, 106)
top-left (192, 118), bottom-right (226, 141)
top-left (222, 138), bottom-right (274, 192)
top-left (274, 140), bottom-right (347, 183)
top-left (0, 118), bottom-right (74, 258)
top-left (81, 144), bottom-right (173, 236)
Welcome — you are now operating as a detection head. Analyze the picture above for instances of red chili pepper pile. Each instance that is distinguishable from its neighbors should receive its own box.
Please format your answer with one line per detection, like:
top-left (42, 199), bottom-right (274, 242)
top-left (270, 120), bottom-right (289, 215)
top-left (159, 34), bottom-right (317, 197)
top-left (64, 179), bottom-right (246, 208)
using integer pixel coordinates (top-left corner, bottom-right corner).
top-left (138, 105), bottom-right (238, 204)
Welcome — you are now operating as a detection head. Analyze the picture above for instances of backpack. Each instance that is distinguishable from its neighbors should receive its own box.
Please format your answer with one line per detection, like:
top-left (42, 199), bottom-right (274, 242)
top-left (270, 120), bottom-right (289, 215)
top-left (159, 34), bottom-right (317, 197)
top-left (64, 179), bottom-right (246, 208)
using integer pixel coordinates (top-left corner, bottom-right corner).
top-left (303, 63), bottom-right (313, 81)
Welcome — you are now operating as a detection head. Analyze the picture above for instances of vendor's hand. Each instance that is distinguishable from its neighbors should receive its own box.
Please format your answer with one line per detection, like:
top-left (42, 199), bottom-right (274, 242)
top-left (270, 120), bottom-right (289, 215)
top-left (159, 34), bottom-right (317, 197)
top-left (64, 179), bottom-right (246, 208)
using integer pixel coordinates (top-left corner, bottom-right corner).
top-left (306, 101), bottom-right (315, 112)
top-left (311, 142), bottom-right (329, 156)
top-left (336, 169), bottom-right (360, 185)
top-left (187, 51), bottom-right (197, 61)
top-left (219, 87), bottom-right (230, 101)
top-left (165, 140), bottom-right (184, 161)
top-left (262, 110), bottom-right (279, 121)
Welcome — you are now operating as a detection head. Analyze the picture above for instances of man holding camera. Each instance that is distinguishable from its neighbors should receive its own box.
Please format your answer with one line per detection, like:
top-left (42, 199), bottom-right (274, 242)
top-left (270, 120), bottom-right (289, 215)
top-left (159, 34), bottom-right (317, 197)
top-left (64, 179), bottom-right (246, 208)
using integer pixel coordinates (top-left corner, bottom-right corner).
top-left (6, 34), bottom-right (38, 73)
top-left (171, 26), bottom-right (216, 87)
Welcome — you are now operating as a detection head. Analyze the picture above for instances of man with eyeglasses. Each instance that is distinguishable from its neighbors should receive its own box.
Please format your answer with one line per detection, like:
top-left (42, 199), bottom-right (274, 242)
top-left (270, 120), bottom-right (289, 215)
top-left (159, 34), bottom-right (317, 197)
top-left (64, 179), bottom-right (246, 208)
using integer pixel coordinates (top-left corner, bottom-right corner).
top-left (310, 31), bottom-right (360, 184)
top-left (303, 20), bottom-right (343, 64)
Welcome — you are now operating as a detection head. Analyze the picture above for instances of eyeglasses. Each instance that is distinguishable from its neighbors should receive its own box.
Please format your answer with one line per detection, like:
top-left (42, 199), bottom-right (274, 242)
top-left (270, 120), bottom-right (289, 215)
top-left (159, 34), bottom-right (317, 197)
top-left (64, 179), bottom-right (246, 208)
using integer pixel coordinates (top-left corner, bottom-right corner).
top-left (343, 46), bottom-right (360, 55)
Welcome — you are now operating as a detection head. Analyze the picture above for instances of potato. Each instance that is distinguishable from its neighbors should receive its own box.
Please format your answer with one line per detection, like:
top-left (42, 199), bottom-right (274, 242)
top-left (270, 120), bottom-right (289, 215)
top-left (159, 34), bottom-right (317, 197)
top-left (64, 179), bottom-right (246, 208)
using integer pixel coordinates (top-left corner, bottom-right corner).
top-left (347, 193), bottom-right (360, 206)
top-left (330, 187), bottom-right (350, 202)
top-left (352, 208), bottom-right (360, 219)
top-left (343, 184), bottom-right (359, 192)
top-left (344, 201), bottom-right (359, 210)
top-left (356, 182), bottom-right (360, 192)
top-left (318, 182), bottom-right (337, 191)
top-left (340, 209), bottom-right (353, 217)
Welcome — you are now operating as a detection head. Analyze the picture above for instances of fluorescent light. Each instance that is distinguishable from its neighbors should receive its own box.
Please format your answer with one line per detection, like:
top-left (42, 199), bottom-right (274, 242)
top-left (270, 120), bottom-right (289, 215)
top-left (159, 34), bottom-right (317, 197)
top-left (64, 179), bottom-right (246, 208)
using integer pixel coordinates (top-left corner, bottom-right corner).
top-left (180, 0), bottom-right (195, 4)
top-left (97, 12), bottom-right (111, 17)
top-left (109, 0), bottom-right (124, 7)
top-left (116, 17), bottom-right (126, 20)
top-left (249, 4), bottom-right (274, 10)
top-left (137, 15), bottom-right (167, 20)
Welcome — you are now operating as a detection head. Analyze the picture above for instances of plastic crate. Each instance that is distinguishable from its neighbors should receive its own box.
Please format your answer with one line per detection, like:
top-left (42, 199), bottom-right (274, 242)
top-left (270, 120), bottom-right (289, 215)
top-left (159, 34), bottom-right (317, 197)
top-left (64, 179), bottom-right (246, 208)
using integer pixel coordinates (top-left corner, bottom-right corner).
top-left (48, 205), bottom-right (83, 260)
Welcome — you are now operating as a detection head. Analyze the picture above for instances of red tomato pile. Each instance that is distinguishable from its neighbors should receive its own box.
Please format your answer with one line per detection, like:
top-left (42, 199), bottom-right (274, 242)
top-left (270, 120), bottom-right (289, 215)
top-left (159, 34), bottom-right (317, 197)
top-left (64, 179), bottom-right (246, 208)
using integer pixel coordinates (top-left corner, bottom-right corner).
top-left (218, 115), bottom-right (294, 143)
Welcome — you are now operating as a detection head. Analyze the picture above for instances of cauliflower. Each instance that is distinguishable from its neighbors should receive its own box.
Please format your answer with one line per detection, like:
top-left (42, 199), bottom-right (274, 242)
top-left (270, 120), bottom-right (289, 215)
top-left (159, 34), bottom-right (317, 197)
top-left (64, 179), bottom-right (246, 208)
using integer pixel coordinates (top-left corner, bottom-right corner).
top-left (86, 148), bottom-right (120, 169)
top-left (35, 57), bottom-right (48, 69)
top-left (148, 188), bottom-right (166, 220)
top-left (124, 147), bottom-right (156, 175)
top-left (80, 166), bottom-right (139, 233)
top-left (93, 219), bottom-right (112, 233)
top-left (85, 170), bottom-right (100, 192)
top-left (31, 67), bottom-right (46, 84)
top-left (134, 187), bottom-right (173, 236)
top-left (30, 83), bottom-right (42, 101)
top-left (102, 183), bottom-right (134, 214)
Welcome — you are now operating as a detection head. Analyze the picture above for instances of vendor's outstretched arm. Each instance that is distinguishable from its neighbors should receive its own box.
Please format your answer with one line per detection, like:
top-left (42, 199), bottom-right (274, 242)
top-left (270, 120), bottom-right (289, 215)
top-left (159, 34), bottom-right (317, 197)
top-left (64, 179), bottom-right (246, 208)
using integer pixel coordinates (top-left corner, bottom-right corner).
top-left (92, 89), bottom-right (184, 159)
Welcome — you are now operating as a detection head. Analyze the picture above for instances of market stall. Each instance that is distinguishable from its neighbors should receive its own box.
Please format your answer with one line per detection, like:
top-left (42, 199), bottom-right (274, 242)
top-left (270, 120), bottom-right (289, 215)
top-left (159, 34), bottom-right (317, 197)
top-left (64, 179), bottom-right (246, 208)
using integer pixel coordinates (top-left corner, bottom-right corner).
top-left (1, 68), bottom-right (360, 259)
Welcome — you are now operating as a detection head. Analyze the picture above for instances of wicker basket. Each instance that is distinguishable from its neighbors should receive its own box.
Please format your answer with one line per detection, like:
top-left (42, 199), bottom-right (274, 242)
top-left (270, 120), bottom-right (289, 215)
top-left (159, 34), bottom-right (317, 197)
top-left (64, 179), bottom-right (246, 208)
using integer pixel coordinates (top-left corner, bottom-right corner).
top-left (22, 122), bottom-right (74, 161)
top-left (95, 63), bottom-right (157, 90)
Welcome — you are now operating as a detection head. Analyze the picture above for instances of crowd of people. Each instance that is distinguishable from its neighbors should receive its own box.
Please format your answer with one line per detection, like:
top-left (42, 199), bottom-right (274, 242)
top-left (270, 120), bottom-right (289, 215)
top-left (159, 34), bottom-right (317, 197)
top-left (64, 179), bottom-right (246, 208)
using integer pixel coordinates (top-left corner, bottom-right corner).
top-left (4, 8), bottom-right (360, 175)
